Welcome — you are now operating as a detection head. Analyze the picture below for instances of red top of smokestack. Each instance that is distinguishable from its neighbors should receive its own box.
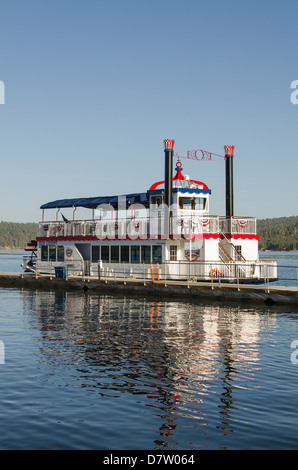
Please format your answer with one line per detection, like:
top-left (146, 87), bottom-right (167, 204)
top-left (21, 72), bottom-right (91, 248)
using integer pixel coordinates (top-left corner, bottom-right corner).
top-left (224, 145), bottom-right (235, 156)
top-left (164, 139), bottom-right (175, 151)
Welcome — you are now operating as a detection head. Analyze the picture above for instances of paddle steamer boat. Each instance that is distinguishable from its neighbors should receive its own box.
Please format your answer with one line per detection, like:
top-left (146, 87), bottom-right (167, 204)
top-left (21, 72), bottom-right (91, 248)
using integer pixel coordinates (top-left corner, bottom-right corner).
top-left (24, 140), bottom-right (277, 283)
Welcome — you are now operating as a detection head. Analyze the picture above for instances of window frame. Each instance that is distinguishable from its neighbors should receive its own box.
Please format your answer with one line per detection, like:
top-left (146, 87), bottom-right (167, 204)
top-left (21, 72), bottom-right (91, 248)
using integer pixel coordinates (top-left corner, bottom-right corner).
top-left (131, 245), bottom-right (140, 263)
top-left (49, 245), bottom-right (56, 262)
top-left (101, 245), bottom-right (110, 262)
top-left (92, 245), bottom-right (100, 262)
top-left (169, 245), bottom-right (177, 261)
top-left (141, 246), bottom-right (151, 263)
top-left (111, 246), bottom-right (119, 263)
top-left (152, 245), bottom-right (162, 263)
top-left (57, 245), bottom-right (65, 262)
top-left (120, 245), bottom-right (129, 262)
top-left (41, 245), bottom-right (48, 262)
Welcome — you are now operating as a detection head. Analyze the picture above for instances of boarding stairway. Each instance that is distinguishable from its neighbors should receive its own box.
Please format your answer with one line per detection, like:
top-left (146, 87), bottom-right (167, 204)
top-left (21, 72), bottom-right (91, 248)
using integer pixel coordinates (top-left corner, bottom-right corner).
top-left (218, 232), bottom-right (247, 279)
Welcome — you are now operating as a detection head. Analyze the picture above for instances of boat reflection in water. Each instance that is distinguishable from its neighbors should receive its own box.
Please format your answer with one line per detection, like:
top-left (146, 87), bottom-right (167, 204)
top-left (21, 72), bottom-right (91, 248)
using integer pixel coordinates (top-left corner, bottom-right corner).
top-left (22, 289), bottom-right (281, 449)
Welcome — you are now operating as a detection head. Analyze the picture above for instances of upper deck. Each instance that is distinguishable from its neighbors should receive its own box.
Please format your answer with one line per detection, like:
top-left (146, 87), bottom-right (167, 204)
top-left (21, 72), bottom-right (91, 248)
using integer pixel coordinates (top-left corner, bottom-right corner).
top-left (38, 215), bottom-right (257, 241)
top-left (38, 150), bottom-right (258, 242)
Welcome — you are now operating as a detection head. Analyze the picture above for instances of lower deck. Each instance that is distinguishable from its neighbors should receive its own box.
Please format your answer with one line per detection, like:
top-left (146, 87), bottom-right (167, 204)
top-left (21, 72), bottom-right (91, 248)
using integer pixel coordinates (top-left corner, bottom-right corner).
top-left (27, 237), bottom-right (278, 282)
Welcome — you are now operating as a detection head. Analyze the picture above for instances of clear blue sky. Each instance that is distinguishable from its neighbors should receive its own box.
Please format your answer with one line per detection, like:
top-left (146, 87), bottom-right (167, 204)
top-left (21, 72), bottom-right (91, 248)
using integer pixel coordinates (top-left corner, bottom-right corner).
top-left (0, 0), bottom-right (297, 222)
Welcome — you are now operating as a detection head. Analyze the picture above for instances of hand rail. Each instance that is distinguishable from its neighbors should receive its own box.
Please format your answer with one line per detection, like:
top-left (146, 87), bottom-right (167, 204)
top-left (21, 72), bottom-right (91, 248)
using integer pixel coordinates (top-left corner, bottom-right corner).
top-left (220, 231), bottom-right (247, 261)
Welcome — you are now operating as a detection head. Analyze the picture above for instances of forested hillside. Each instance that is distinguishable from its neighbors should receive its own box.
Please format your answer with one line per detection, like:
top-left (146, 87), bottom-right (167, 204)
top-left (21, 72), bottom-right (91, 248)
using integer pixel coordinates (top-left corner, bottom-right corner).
top-left (258, 216), bottom-right (298, 251)
top-left (0, 217), bottom-right (297, 251)
top-left (0, 222), bottom-right (38, 249)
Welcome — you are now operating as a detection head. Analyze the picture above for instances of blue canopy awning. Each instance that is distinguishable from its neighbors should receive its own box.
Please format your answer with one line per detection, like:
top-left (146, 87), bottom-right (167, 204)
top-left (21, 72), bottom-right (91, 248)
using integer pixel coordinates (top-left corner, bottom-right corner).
top-left (40, 192), bottom-right (149, 209)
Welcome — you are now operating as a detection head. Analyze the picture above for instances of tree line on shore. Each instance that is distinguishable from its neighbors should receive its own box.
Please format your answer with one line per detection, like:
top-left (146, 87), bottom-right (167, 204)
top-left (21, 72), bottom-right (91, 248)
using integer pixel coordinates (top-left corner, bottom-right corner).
top-left (0, 216), bottom-right (297, 251)
top-left (0, 222), bottom-right (38, 249)
top-left (258, 216), bottom-right (298, 251)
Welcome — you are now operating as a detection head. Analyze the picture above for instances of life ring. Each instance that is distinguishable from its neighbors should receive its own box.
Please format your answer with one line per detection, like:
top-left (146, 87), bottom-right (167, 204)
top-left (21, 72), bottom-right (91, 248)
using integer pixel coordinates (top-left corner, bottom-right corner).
top-left (185, 249), bottom-right (200, 262)
top-left (185, 255), bottom-right (199, 262)
top-left (43, 224), bottom-right (49, 231)
top-left (57, 224), bottom-right (64, 231)
top-left (210, 268), bottom-right (224, 278)
top-left (65, 248), bottom-right (73, 258)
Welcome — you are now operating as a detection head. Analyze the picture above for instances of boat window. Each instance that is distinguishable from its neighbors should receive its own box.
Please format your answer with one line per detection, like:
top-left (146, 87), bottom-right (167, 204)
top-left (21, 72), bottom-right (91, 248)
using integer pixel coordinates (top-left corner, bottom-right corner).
top-left (179, 197), bottom-right (206, 210)
top-left (41, 246), bottom-right (48, 261)
top-left (152, 246), bottom-right (162, 263)
top-left (151, 196), bottom-right (162, 208)
top-left (234, 245), bottom-right (242, 261)
top-left (170, 245), bottom-right (177, 261)
top-left (141, 246), bottom-right (151, 263)
top-left (49, 246), bottom-right (56, 262)
top-left (179, 197), bottom-right (192, 210)
top-left (101, 246), bottom-right (109, 261)
top-left (131, 246), bottom-right (140, 263)
top-left (57, 246), bottom-right (64, 262)
top-left (120, 246), bottom-right (129, 262)
top-left (111, 246), bottom-right (119, 262)
top-left (194, 197), bottom-right (206, 210)
top-left (92, 246), bottom-right (100, 262)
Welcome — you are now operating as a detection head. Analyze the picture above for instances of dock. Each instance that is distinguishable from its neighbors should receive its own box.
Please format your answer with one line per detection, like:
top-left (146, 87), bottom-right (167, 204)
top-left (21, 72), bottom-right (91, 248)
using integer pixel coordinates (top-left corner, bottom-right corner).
top-left (0, 271), bottom-right (298, 306)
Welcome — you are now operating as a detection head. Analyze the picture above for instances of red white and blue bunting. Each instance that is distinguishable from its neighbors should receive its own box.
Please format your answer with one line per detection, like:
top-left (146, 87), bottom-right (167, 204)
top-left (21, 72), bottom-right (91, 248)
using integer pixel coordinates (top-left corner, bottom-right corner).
top-left (237, 219), bottom-right (248, 228)
top-left (199, 218), bottom-right (210, 227)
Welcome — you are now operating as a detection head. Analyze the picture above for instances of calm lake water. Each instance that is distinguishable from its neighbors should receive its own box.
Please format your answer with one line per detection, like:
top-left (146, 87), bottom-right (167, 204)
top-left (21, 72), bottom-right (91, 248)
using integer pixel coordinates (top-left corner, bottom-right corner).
top-left (0, 250), bottom-right (297, 450)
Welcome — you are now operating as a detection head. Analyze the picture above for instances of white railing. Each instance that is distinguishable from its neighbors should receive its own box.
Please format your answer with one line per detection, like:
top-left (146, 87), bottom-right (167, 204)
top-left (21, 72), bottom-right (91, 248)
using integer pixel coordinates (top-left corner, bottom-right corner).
top-left (27, 258), bottom-right (278, 283)
top-left (219, 216), bottom-right (257, 234)
top-left (39, 215), bottom-right (220, 239)
top-left (39, 215), bottom-right (257, 239)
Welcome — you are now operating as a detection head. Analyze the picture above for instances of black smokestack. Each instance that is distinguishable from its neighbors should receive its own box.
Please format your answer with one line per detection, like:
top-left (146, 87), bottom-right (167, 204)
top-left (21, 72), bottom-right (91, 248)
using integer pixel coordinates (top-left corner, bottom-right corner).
top-left (224, 145), bottom-right (234, 218)
top-left (164, 139), bottom-right (175, 235)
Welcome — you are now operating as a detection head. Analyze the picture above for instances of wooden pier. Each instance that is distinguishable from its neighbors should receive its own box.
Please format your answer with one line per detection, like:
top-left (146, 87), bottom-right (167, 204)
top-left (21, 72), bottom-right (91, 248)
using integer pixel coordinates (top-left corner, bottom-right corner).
top-left (0, 271), bottom-right (298, 306)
